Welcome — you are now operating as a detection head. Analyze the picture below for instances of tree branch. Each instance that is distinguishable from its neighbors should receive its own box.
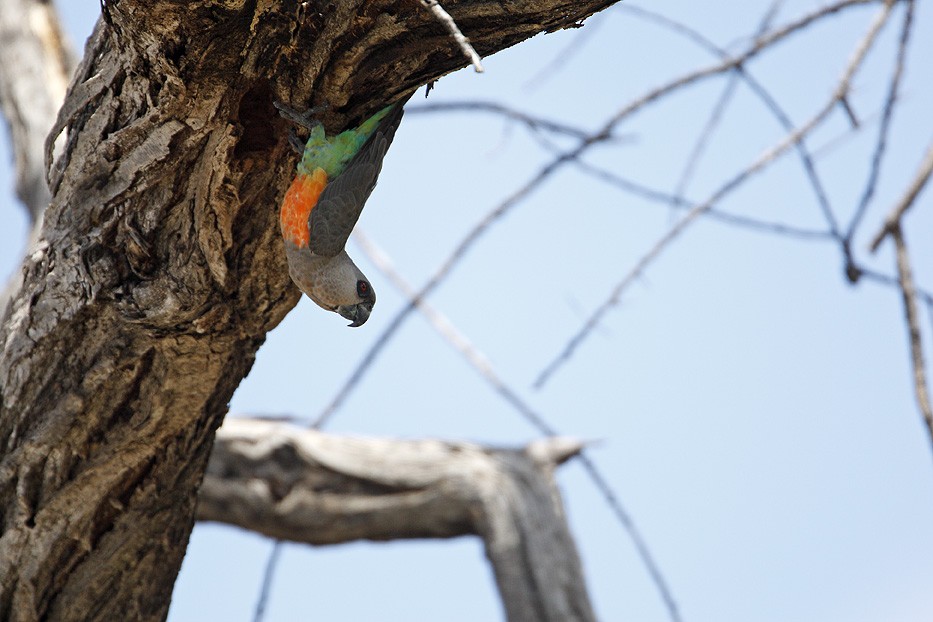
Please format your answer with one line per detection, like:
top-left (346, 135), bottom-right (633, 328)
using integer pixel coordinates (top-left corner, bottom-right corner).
top-left (869, 139), bottom-right (933, 252)
top-left (889, 228), bottom-right (933, 448)
top-left (419, 0), bottom-right (484, 73)
top-left (0, 0), bottom-right (74, 222)
top-left (198, 418), bottom-right (596, 622)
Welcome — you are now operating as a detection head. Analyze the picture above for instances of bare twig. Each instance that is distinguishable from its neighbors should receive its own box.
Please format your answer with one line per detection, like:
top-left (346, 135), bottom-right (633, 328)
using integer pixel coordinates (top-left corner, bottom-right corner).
top-left (838, 96), bottom-right (861, 128)
top-left (857, 268), bottom-right (933, 309)
top-left (890, 227), bottom-right (933, 447)
top-left (575, 453), bottom-right (680, 621)
top-left (523, 12), bottom-right (606, 90)
top-left (253, 541), bottom-right (284, 622)
top-left (845, 0), bottom-right (913, 242)
top-left (670, 0), bottom-right (784, 202)
top-left (618, 0), bottom-right (878, 106)
top-left (869, 139), bottom-right (933, 252)
top-left (572, 159), bottom-right (834, 240)
top-left (672, 73), bottom-right (740, 201)
top-left (593, 0), bottom-right (886, 144)
top-left (407, 101), bottom-right (596, 141)
top-left (419, 0), bottom-right (484, 73)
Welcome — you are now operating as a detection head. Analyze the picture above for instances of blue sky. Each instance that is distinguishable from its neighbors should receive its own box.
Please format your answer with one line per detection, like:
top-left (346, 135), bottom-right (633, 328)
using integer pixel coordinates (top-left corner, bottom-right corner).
top-left (3, 1), bottom-right (932, 620)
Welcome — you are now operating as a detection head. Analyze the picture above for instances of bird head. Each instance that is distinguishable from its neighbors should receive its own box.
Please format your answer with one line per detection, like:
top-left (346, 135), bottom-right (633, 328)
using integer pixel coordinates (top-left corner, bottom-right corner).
top-left (289, 250), bottom-right (376, 327)
top-left (335, 277), bottom-right (376, 327)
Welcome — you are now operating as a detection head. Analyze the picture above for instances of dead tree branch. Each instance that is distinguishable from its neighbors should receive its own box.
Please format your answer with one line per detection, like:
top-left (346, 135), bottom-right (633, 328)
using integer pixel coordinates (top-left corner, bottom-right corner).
top-left (845, 0), bottom-right (914, 241)
top-left (889, 229), bottom-right (933, 445)
top-left (199, 418), bottom-right (596, 622)
top-left (406, 100), bottom-right (598, 141)
top-left (869, 139), bottom-right (933, 251)
top-left (420, 0), bottom-right (485, 73)
top-left (0, 0), bottom-right (73, 222)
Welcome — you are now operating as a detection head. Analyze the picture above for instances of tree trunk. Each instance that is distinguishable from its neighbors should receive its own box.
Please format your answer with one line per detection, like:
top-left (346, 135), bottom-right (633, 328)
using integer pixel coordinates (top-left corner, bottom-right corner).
top-left (0, 1), bottom-right (616, 620)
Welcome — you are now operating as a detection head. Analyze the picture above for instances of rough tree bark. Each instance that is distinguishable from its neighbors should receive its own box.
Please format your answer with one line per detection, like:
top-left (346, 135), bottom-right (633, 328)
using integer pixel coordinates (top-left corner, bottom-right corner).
top-left (200, 419), bottom-right (596, 622)
top-left (0, 1), bottom-right (617, 620)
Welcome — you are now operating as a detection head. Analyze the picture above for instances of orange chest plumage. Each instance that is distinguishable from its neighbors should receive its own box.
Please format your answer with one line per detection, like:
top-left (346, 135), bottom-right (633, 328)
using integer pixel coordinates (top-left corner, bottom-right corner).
top-left (279, 168), bottom-right (328, 247)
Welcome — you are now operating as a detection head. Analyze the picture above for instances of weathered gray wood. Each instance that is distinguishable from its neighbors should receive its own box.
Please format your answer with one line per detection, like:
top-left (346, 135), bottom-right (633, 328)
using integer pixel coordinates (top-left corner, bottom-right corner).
top-left (0, 0), bottom-right (73, 222)
top-left (199, 418), bottom-right (597, 622)
top-left (0, 1), bottom-right (617, 620)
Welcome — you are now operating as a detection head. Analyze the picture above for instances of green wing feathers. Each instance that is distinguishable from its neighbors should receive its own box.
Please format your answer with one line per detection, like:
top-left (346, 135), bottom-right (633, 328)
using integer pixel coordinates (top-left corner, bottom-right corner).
top-left (297, 103), bottom-right (403, 178)
top-left (303, 99), bottom-right (408, 257)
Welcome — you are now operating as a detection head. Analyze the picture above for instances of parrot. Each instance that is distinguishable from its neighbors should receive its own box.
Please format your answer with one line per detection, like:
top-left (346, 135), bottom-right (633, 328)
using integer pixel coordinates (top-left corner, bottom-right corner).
top-left (275, 95), bottom-right (410, 327)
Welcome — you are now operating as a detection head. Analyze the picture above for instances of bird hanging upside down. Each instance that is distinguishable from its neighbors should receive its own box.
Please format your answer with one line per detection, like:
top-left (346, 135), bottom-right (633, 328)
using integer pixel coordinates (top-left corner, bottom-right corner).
top-left (276, 95), bottom-right (410, 327)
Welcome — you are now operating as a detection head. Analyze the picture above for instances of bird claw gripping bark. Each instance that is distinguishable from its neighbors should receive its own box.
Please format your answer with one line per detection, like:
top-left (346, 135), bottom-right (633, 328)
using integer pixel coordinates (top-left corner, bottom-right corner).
top-left (275, 100), bottom-right (329, 154)
top-left (274, 100), bottom-right (329, 130)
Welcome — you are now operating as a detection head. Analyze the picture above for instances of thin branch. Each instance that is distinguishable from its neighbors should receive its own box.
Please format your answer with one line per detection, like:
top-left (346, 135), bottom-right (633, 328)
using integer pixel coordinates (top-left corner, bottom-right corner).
top-left (406, 101), bottom-right (597, 141)
top-left (351, 230), bottom-right (682, 622)
top-left (523, 12), bottom-right (606, 90)
top-left (672, 73), bottom-right (741, 200)
top-left (600, 0), bottom-right (886, 141)
top-left (810, 106), bottom-right (881, 158)
top-left (890, 227), bottom-right (933, 448)
top-left (419, 0), bottom-right (484, 73)
top-left (670, 0), bottom-right (784, 202)
top-left (856, 267), bottom-right (933, 309)
top-left (838, 95), bottom-right (861, 128)
top-left (618, 4), bottom-right (722, 53)
top-left (572, 158), bottom-right (834, 240)
top-left (575, 453), bottom-right (680, 621)
top-left (845, 0), bottom-right (914, 241)
top-left (869, 138), bottom-right (933, 252)
top-left (253, 541), bottom-right (284, 622)
top-left (0, 0), bottom-right (74, 221)
top-left (533, 0), bottom-right (898, 389)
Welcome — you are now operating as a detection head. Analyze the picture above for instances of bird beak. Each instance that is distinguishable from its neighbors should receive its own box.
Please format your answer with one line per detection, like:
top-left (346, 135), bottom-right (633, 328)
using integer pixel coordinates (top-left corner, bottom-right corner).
top-left (337, 302), bottom-right (371, 327)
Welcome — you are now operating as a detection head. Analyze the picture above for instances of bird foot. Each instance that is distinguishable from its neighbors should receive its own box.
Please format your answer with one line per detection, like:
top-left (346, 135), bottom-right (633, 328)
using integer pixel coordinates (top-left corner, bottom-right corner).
top-left (274, 100), bottom-right (329, 130)
top-left (287, 130), bottom-right (306, 155)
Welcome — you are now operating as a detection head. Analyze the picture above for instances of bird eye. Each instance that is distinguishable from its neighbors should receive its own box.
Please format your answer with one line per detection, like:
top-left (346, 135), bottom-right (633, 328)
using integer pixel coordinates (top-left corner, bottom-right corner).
top-left (356, 280), bottom-right (370, 297)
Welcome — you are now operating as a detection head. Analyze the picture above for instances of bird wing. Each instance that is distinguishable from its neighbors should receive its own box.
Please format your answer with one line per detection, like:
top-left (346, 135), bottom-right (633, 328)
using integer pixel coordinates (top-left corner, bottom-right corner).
top-left (308, 103), bottom-right (406, 258)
